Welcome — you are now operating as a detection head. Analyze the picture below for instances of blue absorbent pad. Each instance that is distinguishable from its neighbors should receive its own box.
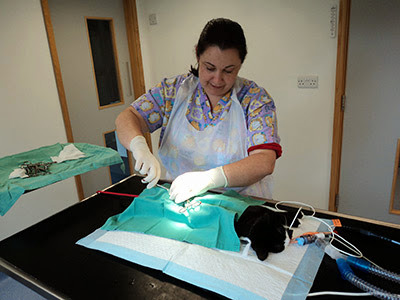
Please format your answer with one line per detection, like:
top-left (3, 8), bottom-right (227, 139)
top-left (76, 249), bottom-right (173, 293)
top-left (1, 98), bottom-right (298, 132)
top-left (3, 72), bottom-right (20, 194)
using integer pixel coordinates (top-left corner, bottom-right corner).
top-left (101, 187), bottom-right (263, 252)
top-left (0, 143), bottom-right (123, 216)
top-left (78, 211), bottom-right (330, 300)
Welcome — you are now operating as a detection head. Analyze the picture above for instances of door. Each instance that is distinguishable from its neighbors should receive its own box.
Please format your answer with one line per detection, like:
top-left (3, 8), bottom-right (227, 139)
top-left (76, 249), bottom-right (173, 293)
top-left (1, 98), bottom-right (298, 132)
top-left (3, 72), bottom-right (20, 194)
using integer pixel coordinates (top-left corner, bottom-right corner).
top-left (47, 0), bottom-right (135, 198)
top-left (337, 0), bottom-right (400, 224)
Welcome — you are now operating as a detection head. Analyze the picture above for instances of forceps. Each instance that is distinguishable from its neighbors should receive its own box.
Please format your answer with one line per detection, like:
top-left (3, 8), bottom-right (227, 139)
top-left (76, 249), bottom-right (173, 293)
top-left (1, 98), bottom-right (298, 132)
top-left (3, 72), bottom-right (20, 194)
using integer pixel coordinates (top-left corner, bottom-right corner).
top-left (156, 183), bottom-right (170, 192)
top-left (141, 179), bottom-right (170, 192)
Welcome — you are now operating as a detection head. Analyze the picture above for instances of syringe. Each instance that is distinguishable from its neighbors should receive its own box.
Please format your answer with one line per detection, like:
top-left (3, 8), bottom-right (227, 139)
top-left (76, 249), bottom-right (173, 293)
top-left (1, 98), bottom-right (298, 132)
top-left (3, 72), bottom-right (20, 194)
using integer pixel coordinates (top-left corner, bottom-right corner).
top-left (295, 232), bottom-right (331, 246)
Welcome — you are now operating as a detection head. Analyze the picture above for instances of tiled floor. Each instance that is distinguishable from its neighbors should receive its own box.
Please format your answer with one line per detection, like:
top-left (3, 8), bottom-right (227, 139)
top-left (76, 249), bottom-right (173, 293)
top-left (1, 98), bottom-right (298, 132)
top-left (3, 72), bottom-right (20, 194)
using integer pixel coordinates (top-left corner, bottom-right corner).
top-left (0, 272), bottom-right (46, 300)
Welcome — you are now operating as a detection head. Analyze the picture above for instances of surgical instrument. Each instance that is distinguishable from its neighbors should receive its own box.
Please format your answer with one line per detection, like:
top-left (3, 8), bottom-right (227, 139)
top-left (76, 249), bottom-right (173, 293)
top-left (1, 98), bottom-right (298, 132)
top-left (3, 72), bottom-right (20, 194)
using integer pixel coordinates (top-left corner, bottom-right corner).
top-left (178, 199), bottom-right (201, 214)
top-left (156, 183), bottom-right (170, 192)
top-left (140, 179), bottom-right (170, 192)
top-left (140, 179), bottom-right (200, 213)
top-left (20, 161), bottom-right (53, 177)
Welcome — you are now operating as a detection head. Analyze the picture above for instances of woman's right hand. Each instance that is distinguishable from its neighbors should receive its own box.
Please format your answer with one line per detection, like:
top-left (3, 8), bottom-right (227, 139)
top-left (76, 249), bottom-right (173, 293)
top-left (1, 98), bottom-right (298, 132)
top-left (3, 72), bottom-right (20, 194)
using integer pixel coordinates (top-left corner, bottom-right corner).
top-left (169, 166), bottom-right (227, 203)
top-left (129, 135), bottom-right (161, 189)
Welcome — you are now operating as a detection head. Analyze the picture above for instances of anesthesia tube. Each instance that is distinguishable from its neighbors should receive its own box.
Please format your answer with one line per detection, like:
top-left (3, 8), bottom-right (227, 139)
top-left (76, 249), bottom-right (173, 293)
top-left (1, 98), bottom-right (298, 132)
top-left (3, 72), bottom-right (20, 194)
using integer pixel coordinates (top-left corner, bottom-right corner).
top-left (316, 239), bottom-right (400, 300)
top-left (336, 259), bottom-right (400, 300)
top-left (346, 256), bottom-right (400, 284)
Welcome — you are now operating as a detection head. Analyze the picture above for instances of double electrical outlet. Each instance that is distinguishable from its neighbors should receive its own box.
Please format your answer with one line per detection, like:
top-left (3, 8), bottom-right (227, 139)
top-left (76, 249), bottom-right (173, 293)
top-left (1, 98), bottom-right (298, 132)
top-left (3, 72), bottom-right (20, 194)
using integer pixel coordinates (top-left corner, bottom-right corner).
top-left (297, 75), bottom-right (318, 88)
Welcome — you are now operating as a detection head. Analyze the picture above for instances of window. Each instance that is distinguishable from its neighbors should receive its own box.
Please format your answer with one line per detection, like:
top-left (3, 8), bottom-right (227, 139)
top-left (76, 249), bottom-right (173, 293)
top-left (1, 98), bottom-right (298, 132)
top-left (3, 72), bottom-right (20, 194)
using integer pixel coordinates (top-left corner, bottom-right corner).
top-left (86, 18), bottom-right (124, 108)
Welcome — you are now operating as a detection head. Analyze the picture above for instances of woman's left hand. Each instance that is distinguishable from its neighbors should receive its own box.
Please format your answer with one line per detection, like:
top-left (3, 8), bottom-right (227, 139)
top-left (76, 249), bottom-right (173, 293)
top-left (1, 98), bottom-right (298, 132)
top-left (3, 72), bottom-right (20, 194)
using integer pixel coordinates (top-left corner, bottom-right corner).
top-left (169, 167), bottom-right (227, 203)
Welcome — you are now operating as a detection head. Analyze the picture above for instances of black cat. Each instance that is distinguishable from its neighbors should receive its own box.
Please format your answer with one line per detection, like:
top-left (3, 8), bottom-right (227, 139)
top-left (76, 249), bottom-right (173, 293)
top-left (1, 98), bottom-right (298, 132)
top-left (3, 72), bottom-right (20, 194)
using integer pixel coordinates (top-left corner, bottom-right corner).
top-left (234, 205), bottom-right (302, 261)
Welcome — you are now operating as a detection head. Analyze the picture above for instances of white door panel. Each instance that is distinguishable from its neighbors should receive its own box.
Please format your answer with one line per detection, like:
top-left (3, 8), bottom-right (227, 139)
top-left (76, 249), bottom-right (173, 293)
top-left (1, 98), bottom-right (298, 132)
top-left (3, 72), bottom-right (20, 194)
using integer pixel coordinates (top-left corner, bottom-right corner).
top-left (49, 0), bottom-right (134, 197)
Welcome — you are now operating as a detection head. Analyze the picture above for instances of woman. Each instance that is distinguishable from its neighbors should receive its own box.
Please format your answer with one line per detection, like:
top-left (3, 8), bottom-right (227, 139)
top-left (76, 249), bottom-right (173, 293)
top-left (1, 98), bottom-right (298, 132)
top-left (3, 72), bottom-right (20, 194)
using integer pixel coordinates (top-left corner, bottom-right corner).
top-left (116, 18), bottom-right (281, 203)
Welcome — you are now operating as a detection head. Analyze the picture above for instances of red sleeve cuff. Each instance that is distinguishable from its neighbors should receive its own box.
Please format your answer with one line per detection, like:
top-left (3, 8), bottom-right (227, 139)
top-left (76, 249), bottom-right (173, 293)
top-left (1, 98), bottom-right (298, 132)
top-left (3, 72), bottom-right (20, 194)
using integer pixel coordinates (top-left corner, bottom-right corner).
top-left (247, 143), bottom-right (282, 159)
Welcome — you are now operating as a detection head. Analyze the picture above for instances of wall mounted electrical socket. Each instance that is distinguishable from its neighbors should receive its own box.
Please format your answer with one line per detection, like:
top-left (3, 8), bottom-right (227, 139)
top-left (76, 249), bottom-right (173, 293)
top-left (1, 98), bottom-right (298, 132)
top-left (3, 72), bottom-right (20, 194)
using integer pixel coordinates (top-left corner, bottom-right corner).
top-left (297, 75), bottom-right (318, 88)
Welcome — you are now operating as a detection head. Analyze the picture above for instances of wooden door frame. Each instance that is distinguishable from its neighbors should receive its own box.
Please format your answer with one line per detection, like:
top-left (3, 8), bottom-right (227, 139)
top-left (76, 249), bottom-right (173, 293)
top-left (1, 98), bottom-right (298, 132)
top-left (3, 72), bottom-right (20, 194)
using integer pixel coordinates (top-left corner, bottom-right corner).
top-left (390, 139), bottom-right (400, 215)
top-left (40, 0), bottom-right (150, 200)
top-left (41, 0), bottom-right (84, 200)
top-left (328, 0), bottom-right (351, 211)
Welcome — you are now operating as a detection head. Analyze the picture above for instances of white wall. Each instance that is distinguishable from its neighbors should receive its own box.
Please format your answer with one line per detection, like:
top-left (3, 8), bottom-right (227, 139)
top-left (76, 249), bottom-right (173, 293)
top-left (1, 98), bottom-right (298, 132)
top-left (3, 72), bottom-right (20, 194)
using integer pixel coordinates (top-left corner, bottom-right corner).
top-left (136, 0), bottom-right (339, 209)
top-left (0, 0), bottom-right (78, 240)
top-left (338, 0), bottom-right (400, 224)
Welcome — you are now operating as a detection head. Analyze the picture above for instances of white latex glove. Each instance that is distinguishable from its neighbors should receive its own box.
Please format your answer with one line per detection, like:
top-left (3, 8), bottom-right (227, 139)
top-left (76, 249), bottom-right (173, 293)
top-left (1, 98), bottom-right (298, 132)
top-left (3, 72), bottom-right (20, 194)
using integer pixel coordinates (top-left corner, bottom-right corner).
top-left (129, 135), bottom-right (161, 189)
top-left (169, 166), bottom-right (228, 203)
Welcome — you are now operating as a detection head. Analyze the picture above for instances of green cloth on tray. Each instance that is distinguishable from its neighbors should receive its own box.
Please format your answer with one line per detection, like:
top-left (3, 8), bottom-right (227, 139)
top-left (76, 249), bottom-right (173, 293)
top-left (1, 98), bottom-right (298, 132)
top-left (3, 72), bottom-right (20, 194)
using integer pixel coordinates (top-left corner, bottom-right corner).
top-left (0, 143), bottom-right (123, 216)
top-left (101, 186), bottom-right (263, 252)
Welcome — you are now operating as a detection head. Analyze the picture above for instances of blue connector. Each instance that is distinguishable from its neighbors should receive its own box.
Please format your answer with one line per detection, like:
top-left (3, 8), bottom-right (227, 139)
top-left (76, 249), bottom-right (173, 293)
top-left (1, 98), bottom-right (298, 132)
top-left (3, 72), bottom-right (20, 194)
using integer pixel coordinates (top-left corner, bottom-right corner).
top-left (346, 256), bottom-right (371, 273)
top-left (337, 258), bottom-right (354, 280)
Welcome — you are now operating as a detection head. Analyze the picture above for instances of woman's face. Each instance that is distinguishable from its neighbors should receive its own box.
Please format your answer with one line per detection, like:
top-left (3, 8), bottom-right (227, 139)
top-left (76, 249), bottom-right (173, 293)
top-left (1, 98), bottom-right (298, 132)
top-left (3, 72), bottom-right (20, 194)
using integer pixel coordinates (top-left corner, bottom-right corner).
top-left (198, 46), bottom-right (242, 102)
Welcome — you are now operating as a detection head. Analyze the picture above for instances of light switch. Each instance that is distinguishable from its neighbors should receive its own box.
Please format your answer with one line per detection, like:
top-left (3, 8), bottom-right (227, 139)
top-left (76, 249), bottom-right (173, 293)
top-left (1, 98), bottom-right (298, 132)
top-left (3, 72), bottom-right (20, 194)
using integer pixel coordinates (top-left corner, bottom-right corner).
top-left (149, 13), bottom-right (157, 25)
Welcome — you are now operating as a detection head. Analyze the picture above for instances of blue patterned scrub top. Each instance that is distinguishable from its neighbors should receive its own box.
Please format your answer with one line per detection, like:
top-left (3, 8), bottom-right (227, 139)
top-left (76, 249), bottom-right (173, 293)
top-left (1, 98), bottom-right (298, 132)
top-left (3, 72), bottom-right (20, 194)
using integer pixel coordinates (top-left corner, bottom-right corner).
top-left (132, 73), bottom-right (282, 157)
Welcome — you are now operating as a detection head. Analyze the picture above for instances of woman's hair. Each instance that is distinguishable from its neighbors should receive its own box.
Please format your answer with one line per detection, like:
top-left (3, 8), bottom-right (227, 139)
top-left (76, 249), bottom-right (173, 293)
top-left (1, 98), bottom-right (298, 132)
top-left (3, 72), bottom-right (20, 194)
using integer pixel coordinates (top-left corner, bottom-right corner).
top-left (190, 18), bottom-right (247, 77)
